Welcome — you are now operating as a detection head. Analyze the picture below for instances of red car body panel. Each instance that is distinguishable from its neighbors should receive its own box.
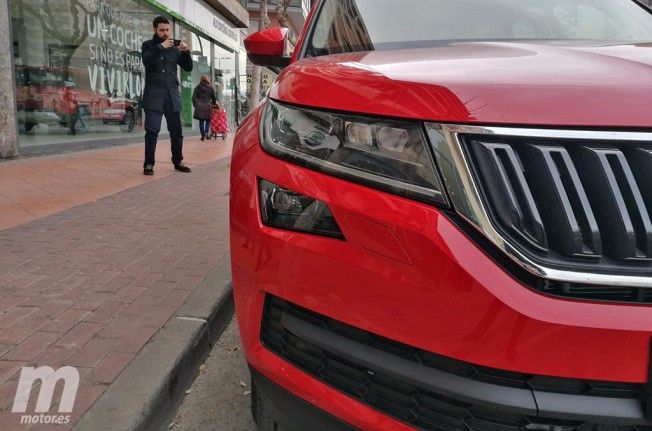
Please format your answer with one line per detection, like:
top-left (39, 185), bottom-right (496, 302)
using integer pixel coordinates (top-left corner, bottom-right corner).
top-left (272, 42), bottom-right (652, 127)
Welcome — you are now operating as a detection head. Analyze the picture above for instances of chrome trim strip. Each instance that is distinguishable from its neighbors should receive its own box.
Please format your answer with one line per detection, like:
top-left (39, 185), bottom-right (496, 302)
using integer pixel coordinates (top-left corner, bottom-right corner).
top-left (443, 125), bottom-right (652, 142)
top-left (427, 123), bottom-right (652, 288)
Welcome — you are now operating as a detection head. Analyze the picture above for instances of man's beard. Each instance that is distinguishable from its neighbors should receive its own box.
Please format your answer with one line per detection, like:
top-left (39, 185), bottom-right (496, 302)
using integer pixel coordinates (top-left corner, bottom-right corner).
top-left (153, 33), bottom-right (168, 42)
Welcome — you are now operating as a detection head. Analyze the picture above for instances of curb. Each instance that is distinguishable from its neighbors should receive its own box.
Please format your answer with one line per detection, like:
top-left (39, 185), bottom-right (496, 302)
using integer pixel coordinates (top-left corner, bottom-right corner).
top-left (73, 254), bottom-right (234, 431)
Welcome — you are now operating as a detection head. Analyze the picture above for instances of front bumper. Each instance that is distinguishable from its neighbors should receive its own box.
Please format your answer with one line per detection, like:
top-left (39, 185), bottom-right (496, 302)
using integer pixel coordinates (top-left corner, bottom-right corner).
top-left (230, 107), bottom-right (652, 430)
top-left (260, 294), bottom-right (651, 430)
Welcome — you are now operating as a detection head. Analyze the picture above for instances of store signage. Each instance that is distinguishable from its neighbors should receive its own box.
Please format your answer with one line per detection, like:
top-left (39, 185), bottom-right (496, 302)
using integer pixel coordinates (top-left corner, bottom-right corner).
top-left (155, 0), bottom-right (241, 52)
top-left (83, 1), bottom-right (149, 98)
top-left (213, 18), bottom-right (238, 43)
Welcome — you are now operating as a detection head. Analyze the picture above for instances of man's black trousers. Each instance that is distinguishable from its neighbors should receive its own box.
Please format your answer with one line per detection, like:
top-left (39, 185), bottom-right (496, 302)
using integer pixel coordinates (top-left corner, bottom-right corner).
top-left (144, 95), bottom-right (184, 168)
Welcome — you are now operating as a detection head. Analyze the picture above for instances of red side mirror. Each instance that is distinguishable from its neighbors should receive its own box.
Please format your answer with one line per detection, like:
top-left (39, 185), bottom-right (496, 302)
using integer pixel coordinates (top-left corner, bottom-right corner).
top-left (244, 27), bottom-right (291, 69)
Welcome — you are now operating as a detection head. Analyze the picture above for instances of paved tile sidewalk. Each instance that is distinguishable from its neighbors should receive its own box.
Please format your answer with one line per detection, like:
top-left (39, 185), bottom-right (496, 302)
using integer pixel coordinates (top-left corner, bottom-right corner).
top-left (0, 138), bottom-right (232, 430)
top-left (0, 136), bottom-right (232, 230)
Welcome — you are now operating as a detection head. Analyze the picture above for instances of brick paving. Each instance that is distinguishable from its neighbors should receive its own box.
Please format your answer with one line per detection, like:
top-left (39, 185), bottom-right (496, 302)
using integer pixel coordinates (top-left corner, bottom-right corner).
top-left (0, 136), bottom-right (232, 231)
top-left (0, 154), bottom-right (231, 430)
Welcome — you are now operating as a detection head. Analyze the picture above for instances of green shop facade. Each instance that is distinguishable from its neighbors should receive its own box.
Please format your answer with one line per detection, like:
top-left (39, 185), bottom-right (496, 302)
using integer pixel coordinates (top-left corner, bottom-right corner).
top-left (3, 0), bottom-right (248, 157)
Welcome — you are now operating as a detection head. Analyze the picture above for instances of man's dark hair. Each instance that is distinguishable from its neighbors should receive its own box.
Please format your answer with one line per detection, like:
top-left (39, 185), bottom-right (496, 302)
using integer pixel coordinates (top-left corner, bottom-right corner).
top-left (152, 16), bottom-right (170, 28)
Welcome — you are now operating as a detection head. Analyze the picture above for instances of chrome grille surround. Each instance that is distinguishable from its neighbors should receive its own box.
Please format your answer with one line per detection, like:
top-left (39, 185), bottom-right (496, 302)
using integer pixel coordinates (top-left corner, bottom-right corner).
top-left (426, 124), bottom-right (652, 289)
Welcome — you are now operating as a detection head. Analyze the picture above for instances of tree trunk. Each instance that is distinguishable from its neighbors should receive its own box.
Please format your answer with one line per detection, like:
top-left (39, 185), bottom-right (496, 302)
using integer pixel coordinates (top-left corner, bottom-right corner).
top-left (247, 0), bottom-right (270, 110)
top-left (276, 0), bottom-right (297, 46)
top-left (260, 0), bottom-right (270, 29)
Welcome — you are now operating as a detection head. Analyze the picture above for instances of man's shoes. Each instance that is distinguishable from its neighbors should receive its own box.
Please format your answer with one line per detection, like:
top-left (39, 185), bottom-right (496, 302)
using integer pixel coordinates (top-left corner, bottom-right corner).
top-left (174, 163), bottom-right (191, 173)
top-left (201, 136), bottom-right (205, 141)
top-left (143, 164), bottom-right (154, 175)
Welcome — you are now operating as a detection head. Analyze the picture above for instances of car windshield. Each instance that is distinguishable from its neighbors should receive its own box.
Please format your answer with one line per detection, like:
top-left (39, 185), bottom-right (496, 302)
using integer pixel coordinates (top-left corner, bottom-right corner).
top-left (305, 0), bottom-right (652, 57)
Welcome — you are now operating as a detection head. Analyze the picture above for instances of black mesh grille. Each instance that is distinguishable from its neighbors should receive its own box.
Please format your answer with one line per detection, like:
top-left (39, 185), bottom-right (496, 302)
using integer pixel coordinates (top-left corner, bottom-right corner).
top-left (261, 295), bottom-right (649, 431)
top-left (462, 136), bottom-right (652, 303)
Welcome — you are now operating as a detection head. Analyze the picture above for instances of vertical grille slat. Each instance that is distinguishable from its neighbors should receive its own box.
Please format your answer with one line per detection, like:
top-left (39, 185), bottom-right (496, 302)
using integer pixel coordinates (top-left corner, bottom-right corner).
top-left (626, 148), bottom-right (652, 219)
top-left (469, 142), bottom-right (548, 252)
top-left (573, 147), bottom-right (652, 262)
top-left (519, 145), bottom-right (602, 259)
top-left (608, 152), bottom-right (652, 259)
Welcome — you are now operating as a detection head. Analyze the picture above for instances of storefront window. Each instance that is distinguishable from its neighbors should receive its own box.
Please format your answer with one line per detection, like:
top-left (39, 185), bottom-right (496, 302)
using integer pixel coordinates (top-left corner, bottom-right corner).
top-left (213, 45), bottom-right (237, 130)
top-left (11, 0), bottom-right (155, 149)
top-left (179, 26), bottom-right (212, 129)
top-left (11, 0), bottom-right (240, 149)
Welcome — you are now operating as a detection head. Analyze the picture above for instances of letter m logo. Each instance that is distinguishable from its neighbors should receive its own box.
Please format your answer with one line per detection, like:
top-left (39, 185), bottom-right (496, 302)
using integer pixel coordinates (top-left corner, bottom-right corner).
top-left (12, 366), bottom-right (80, 413)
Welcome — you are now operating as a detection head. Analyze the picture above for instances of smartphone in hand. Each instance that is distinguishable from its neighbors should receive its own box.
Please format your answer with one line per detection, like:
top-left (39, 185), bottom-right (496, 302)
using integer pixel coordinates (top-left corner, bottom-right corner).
top-left (173, 39), bottom-right (182, 47)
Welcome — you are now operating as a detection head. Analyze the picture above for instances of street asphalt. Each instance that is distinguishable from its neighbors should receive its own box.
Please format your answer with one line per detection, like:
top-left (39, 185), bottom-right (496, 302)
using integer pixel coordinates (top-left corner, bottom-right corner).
top-left (170, 316), bottom-right (256, 431)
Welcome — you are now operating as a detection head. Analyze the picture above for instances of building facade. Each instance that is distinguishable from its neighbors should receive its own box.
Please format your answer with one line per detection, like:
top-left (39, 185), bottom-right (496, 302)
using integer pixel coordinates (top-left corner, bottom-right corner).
top-left (1, 0), bottom-right (248, 158)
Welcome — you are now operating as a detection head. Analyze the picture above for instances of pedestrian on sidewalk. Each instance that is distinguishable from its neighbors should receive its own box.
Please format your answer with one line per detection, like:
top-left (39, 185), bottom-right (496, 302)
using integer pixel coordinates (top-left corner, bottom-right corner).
top-left (141, 15), bottom-right (193, 176)
top-left (192, 75), bottom-right (216, 141)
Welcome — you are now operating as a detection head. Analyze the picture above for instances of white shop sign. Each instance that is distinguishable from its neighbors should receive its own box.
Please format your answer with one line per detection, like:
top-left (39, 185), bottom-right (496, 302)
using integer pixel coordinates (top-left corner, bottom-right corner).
top-left (155, 0), bottom-right (240, 52)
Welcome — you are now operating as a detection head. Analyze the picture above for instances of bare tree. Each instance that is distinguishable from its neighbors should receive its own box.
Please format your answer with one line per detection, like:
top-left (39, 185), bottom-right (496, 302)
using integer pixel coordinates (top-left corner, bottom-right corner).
top-left (247, 0), bottom-right (271, 109)
top-left (276, 0), bottom-right (297, 45)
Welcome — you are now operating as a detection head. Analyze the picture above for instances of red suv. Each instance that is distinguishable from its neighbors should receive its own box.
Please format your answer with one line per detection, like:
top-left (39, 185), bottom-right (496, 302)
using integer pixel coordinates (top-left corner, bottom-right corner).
top-left (230, 1), bottom-right (652, 430)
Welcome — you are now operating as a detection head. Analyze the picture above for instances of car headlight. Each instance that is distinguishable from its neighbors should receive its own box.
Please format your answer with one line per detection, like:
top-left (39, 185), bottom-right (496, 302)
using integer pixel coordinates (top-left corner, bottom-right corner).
top-left (260, 100), bottom-right (449, 206)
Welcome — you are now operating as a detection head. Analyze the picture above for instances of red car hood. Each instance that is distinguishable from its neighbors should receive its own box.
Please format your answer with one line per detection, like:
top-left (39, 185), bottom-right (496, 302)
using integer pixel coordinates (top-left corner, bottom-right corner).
top-left (270, 41), bottom-right (652, 128)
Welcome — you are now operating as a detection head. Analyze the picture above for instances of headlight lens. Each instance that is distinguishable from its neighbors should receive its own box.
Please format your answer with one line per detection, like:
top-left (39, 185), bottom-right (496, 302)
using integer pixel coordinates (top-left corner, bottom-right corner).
top-left (260, 100), bottom-right (448, 206)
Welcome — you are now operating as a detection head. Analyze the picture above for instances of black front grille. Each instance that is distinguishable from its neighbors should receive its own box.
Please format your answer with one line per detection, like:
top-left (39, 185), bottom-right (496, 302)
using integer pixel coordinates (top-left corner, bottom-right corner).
top-left (542, 281), bottom-right (652, 303)
top-left (261, 295), bottom-right (650, 431)
top-left (462, 136), bottom-right (652, 302)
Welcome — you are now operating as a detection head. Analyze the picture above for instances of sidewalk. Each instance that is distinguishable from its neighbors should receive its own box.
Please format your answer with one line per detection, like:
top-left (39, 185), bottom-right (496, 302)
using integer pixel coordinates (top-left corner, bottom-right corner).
top-left (0, 136), bottom-right (232, 231)
top-left (0, 135), bottom-right (234, 430)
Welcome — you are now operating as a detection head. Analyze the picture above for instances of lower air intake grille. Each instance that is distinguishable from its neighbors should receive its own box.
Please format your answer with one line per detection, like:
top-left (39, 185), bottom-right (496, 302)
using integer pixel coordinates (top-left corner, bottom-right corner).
top-left (261, 295), bottom-right (650, 431)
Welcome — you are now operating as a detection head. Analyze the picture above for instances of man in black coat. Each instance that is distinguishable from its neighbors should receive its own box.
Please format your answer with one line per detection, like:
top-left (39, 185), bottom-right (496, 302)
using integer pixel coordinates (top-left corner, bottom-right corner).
top-left (141, 16), bottom-right (193, 175)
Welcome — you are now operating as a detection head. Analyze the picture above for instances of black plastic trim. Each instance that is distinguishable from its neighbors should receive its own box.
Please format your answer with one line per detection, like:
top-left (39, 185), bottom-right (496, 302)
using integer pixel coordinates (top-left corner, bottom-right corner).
top-left (520, 145), bottom-right (601, 259)
top-left (534, 390), bottom-right (645, 423)
top-left (250, 368), bottom-right (360, 431)
top-left (281, 312), bottom-right (647, 424)
top-left (468, 141), bottom-right (547, 252)
top-left (247, 53), bottom-right (291, 72)
top-left (647, 339), bottom-right (652, 420)
top-left (281, 312), bottom-right (538, 415)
